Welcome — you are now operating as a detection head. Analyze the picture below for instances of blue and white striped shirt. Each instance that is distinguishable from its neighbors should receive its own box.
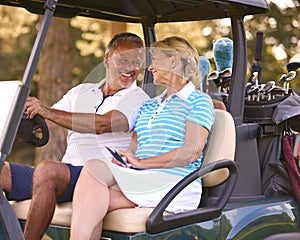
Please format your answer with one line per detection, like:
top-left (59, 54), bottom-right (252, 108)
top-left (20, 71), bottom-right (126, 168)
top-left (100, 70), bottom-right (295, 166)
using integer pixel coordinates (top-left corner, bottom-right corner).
top-left (134, 82), bottom-right (215, 179)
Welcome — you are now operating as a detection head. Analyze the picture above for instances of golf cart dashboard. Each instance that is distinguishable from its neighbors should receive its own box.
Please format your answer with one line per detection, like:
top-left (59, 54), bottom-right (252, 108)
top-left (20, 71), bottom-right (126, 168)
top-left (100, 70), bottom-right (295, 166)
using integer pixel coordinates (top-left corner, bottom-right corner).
top-left (0, 0), bottom-right (269, 23)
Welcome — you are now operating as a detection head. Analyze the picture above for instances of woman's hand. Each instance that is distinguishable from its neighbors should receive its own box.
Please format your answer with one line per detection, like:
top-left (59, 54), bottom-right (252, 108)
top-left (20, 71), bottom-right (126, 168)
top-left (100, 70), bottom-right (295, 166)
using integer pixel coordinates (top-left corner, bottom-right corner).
top-left (110, 157), bottom-right (123, 167)
top-left (111, 150), bottom-right (142, 169)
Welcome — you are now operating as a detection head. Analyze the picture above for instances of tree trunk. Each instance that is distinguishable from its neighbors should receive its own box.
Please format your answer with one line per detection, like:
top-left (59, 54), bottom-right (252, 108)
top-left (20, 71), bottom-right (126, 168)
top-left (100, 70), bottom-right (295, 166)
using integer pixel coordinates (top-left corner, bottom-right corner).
top-left (35, 17), bottom-right (72, 164)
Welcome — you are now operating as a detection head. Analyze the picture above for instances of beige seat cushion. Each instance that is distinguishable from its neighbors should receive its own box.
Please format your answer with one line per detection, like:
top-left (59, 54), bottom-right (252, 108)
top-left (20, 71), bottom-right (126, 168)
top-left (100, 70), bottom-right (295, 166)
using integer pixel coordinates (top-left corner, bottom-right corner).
top-left (11, 200), bottom-right (168, 232)
top-left (11, 200), bottom-right (72, 227)
top-left (202, 109), bottom-right (236, 187)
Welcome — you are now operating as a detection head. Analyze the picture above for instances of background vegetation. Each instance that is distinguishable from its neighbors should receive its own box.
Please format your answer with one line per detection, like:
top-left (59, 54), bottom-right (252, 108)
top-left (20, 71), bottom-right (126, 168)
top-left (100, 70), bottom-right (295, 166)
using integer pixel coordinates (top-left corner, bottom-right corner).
top-left (1, 0), bottom-right (299, 165)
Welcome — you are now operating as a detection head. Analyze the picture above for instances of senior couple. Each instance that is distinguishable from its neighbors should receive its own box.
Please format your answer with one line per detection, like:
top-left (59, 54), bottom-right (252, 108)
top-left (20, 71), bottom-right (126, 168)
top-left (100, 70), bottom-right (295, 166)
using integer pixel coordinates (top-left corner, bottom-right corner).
top-left (1, 32), bottom-right (215, 239)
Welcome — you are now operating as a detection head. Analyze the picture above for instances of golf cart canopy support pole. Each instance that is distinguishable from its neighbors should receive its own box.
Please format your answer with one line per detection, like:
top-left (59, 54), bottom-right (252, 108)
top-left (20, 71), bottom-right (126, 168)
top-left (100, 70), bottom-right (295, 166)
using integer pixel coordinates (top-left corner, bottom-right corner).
top-left (228, 16), bottom-right (247, 125)
top-left (142, 22), bottom-right (157, 98)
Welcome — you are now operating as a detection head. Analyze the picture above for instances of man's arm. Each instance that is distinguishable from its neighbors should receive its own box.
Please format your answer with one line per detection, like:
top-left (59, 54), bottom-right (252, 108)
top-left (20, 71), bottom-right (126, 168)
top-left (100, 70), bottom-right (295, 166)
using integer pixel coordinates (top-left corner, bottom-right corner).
top-left (212, 99), bottom-right (226, 110)
top-left (48, 108), bottom-right (128, 133)
top-left (25, 96), bottom-right (129, 134)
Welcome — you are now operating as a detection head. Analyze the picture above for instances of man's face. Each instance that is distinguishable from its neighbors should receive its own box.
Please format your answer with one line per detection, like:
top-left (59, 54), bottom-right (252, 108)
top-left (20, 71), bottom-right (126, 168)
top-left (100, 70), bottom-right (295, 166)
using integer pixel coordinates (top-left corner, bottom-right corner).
top-left (105, 42), bottom-right (144, 89)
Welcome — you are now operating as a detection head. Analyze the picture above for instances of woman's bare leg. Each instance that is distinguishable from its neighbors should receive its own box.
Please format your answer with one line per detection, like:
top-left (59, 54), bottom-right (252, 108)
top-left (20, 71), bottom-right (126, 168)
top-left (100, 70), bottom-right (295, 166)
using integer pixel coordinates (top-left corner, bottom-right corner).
top-left (70, 165), bottom-right (108, 240)
top-left (108, 183), bottom-right (137, 212)
top-left (70, 160), bottom-right (136, 240)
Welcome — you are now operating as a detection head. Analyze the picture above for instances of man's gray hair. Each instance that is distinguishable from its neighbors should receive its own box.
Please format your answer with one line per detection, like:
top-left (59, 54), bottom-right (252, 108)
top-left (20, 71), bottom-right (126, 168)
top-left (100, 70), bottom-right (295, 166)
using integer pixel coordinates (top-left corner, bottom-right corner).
top-left (106, 32), bottom-right (144, 55)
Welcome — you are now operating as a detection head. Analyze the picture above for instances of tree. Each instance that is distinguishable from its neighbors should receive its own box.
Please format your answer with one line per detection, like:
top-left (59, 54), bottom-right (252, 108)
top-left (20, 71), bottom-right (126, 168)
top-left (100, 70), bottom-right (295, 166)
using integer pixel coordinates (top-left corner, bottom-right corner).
top-left (35, 17), bottom-right (72, 163)
top-left (108, 21), bottom-right (127, 38)
top-left (149, 1), bottom-right (300, 93)
top-left (0, 6), bottom-right (38, 81)
top-left (245, 1), bottom-right (300, 93)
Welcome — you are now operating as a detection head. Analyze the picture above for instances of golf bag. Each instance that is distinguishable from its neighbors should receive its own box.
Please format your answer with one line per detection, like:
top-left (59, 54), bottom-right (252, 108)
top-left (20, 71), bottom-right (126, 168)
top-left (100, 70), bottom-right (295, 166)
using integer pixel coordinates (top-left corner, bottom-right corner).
top-left (244, 91), bottom-right (300, 197)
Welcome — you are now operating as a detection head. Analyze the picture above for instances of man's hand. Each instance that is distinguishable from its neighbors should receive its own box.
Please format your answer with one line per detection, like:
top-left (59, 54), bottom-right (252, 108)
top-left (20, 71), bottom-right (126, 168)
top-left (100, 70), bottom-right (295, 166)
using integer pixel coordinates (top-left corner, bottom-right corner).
top-left (24, 96), bottom-right (51, 119)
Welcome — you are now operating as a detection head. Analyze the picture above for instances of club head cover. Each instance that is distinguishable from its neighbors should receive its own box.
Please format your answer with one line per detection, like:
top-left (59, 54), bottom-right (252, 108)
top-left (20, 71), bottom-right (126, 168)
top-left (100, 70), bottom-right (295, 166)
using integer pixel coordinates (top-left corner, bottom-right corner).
top-left (213, 37), bottom-right (233, 72)
top-left (199, 56), bottom-right (210, 81)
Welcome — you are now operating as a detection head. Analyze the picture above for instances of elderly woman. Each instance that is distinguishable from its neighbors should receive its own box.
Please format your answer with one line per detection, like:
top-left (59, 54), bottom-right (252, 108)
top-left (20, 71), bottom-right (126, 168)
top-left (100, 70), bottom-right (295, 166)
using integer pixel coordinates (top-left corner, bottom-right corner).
top-left (70, 36), bottom-right (215, 239)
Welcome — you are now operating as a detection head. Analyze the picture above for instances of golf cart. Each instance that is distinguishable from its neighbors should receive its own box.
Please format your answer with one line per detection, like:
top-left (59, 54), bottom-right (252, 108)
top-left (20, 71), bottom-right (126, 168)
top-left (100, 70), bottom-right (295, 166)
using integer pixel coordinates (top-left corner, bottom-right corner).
top-left (1, 0), bottom-right (300, 239)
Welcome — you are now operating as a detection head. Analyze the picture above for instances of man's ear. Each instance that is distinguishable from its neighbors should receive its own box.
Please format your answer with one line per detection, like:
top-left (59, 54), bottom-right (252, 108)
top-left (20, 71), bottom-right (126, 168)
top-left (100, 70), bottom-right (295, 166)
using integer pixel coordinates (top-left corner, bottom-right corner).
top-left (103, 53), bottom-right (109, 67)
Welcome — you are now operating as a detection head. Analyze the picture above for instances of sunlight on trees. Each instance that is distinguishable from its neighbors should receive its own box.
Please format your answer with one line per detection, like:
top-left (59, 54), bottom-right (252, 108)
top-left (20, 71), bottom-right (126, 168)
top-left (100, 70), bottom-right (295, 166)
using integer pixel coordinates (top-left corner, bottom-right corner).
top-left (71, 17), bottom-right (109, 57)
top-left (0, 6), bottom-right (37, 42)
top-left (244, 1), bottom-right (300, 92)
top-left (271, 0), bottom-right (298, 8)
top-left (0, 6), bottom-right (39, 81)
top-left (0, 1), bottom-right (299, 88)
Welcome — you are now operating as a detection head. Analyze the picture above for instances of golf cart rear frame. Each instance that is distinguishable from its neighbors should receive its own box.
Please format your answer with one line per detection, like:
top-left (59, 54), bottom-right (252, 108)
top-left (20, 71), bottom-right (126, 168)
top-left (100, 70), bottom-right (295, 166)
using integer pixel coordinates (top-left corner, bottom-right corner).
top-left (3, 1), bottom-right (300, 240)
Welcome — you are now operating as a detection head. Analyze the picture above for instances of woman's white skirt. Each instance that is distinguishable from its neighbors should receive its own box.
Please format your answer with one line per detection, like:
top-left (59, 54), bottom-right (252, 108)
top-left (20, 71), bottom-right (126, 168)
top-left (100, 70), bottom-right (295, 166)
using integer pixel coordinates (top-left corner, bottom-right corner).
top-left (85, 159), bottom-right (202, 213)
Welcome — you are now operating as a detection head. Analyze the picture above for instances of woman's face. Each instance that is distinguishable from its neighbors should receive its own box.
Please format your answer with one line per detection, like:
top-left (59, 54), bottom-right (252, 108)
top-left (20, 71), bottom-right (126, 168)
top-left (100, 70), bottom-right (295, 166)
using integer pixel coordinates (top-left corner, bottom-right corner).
top-left (148, 49), bottom-right (174, 86)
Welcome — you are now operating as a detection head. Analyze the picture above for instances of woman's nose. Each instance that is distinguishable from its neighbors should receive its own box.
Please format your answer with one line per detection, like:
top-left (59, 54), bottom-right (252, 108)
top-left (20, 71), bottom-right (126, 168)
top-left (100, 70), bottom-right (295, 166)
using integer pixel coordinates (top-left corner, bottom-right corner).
top-left (148, 63), bottom-right (153, 72)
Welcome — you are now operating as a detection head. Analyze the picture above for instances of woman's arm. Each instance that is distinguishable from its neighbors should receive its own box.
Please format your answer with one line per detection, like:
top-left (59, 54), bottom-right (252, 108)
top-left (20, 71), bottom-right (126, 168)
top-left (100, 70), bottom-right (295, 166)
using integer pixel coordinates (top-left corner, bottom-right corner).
top-left (120, 121), bottom-right (209, 169)
top-left (127, 132), bottom-right (138, 154)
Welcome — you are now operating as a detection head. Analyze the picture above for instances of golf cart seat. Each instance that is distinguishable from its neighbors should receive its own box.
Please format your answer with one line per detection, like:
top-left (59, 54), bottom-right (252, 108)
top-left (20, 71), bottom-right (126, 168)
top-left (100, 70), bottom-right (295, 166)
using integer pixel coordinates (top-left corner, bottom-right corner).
top-left (11, 109), bottom-right (236, 233)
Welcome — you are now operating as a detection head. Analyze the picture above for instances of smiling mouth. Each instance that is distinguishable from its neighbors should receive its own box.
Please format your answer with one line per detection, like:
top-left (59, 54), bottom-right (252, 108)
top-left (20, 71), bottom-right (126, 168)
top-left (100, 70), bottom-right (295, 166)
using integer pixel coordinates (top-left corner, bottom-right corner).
top-left (121, 72), bottom-right (132, 77)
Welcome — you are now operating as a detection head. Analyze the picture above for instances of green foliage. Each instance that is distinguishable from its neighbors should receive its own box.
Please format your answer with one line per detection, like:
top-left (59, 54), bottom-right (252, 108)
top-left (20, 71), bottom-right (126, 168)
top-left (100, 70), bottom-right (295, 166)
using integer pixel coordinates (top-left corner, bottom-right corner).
top-left (1, 2), bottom-right (299, 92)
top-left (69, 17), bottom-right (109, 85)
top-left (70, 17), bottom-right (109, 58)
top-left (69, 20), bottom-right (107, 86)
top-left (131, 1), bottom-right (300, 93)
top-left (0, 6), bottom-right (37, 40)
top-left (245, 2), bottom-right (300, 93)
top-left (0, 6), bottom-right (38, 82)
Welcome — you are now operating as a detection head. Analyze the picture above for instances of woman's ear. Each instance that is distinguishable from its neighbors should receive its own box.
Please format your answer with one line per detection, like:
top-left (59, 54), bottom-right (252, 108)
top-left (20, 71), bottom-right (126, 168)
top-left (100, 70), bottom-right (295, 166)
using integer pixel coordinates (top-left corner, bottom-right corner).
top-left (170, 54), bottom-right (180, 69)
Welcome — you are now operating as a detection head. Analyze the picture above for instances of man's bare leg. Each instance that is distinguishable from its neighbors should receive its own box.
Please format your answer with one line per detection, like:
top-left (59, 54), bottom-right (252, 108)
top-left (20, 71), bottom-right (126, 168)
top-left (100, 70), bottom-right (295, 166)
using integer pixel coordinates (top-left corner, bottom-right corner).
top-left (24, 160), bottom-right (70, 240)
top-left (0, 162), bottom-right (11, 193)
top-left (0, 162), bottom-right (12, 194)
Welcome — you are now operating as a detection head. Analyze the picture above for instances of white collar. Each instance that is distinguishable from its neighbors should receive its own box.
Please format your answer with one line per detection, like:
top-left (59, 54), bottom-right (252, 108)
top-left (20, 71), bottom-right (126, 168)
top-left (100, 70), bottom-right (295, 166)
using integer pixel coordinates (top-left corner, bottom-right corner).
top-left (93, 79), bottom-right (137, 93)
top-left (176, 81), bottom-right (196, 100)
top-left (157, 81), bottom-right (196, 102)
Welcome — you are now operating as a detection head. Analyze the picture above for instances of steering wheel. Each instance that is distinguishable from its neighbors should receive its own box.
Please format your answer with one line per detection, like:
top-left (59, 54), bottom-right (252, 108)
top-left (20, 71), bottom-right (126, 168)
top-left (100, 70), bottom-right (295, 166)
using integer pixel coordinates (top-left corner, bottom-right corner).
top-left (16, 113), bottom-right (50, 147)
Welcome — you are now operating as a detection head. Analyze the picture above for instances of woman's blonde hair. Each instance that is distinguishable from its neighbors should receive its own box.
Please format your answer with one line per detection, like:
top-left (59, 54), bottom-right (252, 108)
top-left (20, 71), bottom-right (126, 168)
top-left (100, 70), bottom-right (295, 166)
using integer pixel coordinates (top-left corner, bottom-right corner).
top-left (151, 36), bottom-right (201, 88)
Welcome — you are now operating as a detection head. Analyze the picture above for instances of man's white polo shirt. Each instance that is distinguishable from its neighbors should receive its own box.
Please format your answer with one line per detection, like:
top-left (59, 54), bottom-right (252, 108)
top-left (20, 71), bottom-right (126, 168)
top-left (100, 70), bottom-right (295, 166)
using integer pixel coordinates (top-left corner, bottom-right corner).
top-left (52, 79), bottom-right (149, 166)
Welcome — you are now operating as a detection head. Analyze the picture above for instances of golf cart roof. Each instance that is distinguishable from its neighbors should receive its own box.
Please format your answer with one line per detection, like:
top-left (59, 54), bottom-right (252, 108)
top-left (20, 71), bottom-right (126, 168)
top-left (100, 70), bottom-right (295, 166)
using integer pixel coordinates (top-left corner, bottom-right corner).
top-left (0, 0), bottom-right (269, 23)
